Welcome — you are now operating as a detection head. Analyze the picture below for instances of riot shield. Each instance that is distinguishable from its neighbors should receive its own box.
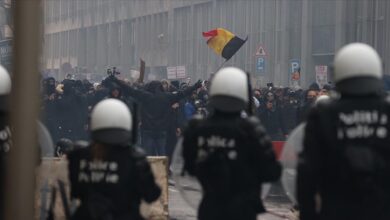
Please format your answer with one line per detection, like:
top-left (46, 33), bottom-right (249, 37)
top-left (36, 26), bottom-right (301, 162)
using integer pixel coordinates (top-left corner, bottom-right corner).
top-left (171, 139), bottom-right (202, 210)
top-left (37, 120), bottom-right (54, 157)
top-left (280, 123), bottom-right (305, 204)
top-left (171, 138), bottom-right (271, 211)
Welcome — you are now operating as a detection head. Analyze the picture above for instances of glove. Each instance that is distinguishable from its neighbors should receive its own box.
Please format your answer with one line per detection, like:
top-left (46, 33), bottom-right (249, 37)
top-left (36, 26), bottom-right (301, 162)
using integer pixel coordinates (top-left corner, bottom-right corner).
top-left (194, 80), bottom-right (202, 89)
top-left (101, 75), bottom-right (116, 87)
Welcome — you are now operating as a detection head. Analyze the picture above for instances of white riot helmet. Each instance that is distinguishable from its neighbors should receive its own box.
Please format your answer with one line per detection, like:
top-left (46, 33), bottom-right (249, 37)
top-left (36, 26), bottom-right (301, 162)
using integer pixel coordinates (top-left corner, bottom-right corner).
top-left (334, 43), bottom-right (383, 95)
top-left (90, 99), bottom-right (132, 145)
top-left (209, 67), bottom-right (249, 112)
top-left (0, 65), bottom-right (11, 95)
top-left (0, 65), bottom-right (11, 112)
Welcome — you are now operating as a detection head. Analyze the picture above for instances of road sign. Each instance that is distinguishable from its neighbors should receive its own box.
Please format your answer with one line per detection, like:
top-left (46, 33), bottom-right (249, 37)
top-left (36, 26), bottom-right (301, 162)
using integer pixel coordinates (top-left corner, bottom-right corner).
top-left (289, 59), bottom-right (300, 81)
top-left (255, 45), bottom-right (267, 56)
top-left (167, 67), bottom-right (177, 79)
top-left (256, 57), bottom-right (265, 74)
top-left (176, 66), bottom-right (186, 79)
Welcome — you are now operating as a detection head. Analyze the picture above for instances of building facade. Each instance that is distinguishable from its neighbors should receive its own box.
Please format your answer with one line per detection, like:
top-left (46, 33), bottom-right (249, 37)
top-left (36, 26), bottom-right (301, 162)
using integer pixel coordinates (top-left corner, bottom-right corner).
top-left (43, 0), bottom-right (390, 88)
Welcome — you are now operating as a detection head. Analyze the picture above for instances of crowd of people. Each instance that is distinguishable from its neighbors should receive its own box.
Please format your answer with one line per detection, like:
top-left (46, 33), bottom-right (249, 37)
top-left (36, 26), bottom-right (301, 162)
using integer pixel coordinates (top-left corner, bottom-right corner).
top-left (2, 42), bottom-right (390, 220)
top-left (252, 83), bottom-right (332, 140)
top-left (41, 72), bottom-right (333, 158)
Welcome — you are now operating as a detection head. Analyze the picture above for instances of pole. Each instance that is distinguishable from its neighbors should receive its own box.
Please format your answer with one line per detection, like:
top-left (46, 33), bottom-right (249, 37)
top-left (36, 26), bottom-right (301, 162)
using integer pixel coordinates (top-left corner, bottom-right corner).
top-left (246, 71), bottom-right (254, 116)
top-left (216, 59), bottom-right (229, 72)
top-left (5, 0), bottom-right (42, 219)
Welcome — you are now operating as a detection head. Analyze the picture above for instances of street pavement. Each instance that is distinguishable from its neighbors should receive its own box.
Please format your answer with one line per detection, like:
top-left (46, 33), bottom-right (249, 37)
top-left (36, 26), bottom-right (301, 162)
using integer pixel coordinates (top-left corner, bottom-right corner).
top-left (168, 180), bottom-right (299, 220)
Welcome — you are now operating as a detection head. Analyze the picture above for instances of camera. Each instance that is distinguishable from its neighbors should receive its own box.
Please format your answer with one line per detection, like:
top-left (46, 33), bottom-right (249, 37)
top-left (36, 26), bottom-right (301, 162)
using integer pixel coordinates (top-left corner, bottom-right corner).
top-left (194, 99), bottom-right (208, 117)
top-left (107, 67), bottom-right (120, 76)
top-left (267, 83), bottom-right (274, 89)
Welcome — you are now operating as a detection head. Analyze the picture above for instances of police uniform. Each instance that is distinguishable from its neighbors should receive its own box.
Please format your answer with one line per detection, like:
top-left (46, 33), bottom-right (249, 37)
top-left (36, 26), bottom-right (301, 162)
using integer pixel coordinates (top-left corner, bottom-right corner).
top-left (0, 65), bottom-right (11, 219)
top-left (0, 111), bottom-right (10, 220)
top-left (298, 43), bottom-right (390, 220)
top-left (68, 143), bottom-right (160, 220)
top-left (0, 65), bottom-right (11, 156)
top-left (183, 114), bottom-right (281, 220)
top-left (181, 67), bottom-right (281, 220)
top-left (68, 99), bottom-right (161, 220)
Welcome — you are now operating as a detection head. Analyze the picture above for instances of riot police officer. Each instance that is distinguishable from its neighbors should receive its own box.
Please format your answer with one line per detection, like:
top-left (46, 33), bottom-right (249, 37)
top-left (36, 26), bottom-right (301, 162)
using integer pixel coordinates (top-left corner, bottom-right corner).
top-left (298, 43), bottom-right (390, 220)
top-left (0, 65), bottom-right (11, 219)
top-left (67, 99), bottom-right (161, 220)
top-left (181, 67), bottom-right (281, 220)
top-left (0, 65), bottom-right (11, 153)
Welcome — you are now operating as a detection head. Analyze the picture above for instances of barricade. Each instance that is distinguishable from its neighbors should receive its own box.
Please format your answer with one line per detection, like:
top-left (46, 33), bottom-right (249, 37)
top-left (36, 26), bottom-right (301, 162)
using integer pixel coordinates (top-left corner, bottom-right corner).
top-left (272, 141), bottom-right (285, 160)
top-left (35, 156), bottom-right (169, 220)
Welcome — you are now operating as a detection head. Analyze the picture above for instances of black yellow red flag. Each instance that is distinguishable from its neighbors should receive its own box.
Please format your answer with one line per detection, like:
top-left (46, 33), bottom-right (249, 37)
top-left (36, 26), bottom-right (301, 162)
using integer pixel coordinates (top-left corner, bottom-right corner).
top-left (202, 28), bottom-right (248, 60)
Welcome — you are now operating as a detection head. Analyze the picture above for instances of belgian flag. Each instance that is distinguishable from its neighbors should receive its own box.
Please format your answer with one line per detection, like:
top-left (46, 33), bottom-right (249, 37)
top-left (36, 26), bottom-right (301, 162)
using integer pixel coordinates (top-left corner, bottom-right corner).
top-left (202, 28), bottom-right (248, 60)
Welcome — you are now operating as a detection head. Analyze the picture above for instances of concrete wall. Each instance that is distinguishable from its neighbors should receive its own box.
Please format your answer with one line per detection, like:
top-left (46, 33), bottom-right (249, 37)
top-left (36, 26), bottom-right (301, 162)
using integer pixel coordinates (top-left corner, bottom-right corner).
top-left (43, 0), bottom-right (390, 87)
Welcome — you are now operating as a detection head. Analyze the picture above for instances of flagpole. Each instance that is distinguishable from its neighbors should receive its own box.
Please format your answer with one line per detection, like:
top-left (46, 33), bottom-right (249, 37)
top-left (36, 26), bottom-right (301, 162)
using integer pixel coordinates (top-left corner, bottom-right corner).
top-left (207, 59), bottom-right (228, 82)
top-left (216, 59), bottom-right (229, 72)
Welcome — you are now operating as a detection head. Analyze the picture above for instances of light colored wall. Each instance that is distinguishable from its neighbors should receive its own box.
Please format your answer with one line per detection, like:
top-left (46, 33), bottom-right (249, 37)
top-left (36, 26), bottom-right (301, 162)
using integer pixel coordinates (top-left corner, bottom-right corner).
top-left (43, 0), bottom-right (390, 87)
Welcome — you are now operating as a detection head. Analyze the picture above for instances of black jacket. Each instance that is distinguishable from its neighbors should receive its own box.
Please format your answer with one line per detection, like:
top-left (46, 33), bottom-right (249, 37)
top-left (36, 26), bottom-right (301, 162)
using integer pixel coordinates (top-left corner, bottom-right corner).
top-left (122, 84), bottom-right (199, 131)
top-left (56, 92), bottom-right (88, 140)
top-left (298, 94), bottom-right (390, 220)
top-left (0, 111), bottom-right (10, 220)
top-left (280, 102), bottom-right (299, 133)
top-left (259, 106), bottom-right (285, 140)
top-left (68, 144), bottom-right (161, 220)
top-left (182, 113), bottom-right (281, 220)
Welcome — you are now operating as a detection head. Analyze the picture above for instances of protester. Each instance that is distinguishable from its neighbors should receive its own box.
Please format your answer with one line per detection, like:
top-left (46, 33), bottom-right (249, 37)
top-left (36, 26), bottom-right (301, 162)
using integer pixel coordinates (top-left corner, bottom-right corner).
top-left (297, 89), bottom-right (318, 123)
top-left (259, 100), bottom-right (285, 140)
top-left (117, 78), bottom-right (203, 156)
top-left (40, 69), bottom-right (335, 157)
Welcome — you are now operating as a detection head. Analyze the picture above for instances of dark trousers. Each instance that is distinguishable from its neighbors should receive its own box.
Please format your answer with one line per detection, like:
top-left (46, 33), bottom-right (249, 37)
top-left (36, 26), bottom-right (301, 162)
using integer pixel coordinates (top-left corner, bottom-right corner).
top-left (165, 128), bottom-right (178, 165)
top-left (141, 130), bottom-right (167, 156)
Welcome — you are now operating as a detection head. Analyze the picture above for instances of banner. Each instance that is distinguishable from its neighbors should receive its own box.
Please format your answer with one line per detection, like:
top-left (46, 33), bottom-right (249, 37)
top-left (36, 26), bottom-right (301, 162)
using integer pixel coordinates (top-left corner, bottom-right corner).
top-left (315, 65), bottom-right (328, 88)
top-left (166, 66), bottom-right (186, 79)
